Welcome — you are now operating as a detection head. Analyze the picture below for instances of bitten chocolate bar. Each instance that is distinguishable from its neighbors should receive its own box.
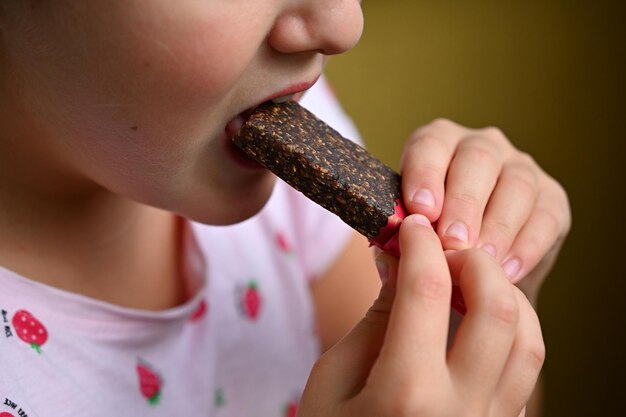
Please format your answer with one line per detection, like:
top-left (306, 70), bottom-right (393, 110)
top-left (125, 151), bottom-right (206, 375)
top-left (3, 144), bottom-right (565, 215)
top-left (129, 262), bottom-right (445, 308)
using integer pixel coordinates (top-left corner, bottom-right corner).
top-left (232, 101), bottom-right (403, 242)
top-left (232, 101), bottom-right (465, 313)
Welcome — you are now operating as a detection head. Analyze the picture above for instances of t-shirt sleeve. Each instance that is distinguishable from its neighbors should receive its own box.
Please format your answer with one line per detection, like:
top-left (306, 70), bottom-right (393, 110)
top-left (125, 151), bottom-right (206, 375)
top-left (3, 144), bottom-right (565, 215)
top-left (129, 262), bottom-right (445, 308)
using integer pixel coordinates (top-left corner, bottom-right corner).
top-left (287, 75), bottom-right (364, 280)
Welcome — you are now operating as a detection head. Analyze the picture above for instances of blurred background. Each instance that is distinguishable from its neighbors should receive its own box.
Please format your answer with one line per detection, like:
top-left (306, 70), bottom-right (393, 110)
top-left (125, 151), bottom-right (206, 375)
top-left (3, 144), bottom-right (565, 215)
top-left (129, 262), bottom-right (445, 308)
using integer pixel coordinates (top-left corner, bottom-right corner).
top-left (326, 1), bottom-right (625, 416)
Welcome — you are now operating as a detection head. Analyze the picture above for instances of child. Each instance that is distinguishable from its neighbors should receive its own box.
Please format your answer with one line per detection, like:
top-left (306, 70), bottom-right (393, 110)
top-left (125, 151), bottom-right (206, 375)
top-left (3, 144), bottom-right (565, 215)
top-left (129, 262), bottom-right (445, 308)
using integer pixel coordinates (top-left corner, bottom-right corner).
top-left (0, 1), bottom-right (570, 416)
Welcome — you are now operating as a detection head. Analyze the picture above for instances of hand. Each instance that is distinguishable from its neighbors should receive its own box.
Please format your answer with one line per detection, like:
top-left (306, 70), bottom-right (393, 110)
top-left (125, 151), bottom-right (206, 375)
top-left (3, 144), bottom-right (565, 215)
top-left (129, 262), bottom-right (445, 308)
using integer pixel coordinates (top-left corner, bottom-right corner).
top-left (298, 215), bottom-right (545, 417)
top-left (400, 119), bottom-right (571, 304)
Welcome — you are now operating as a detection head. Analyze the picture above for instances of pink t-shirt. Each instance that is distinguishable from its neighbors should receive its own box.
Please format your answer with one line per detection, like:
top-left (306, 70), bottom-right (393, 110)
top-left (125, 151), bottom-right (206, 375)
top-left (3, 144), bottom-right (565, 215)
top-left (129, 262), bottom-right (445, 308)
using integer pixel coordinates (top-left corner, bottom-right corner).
top-left (0, 76), bottom-right (362, 417)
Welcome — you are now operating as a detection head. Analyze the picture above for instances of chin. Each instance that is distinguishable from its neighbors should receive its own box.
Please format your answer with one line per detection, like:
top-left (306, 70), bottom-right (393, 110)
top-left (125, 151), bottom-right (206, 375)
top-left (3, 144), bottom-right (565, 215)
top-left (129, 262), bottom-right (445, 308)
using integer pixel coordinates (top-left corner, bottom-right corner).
top-left (183, 176), bottom-right (276, 226)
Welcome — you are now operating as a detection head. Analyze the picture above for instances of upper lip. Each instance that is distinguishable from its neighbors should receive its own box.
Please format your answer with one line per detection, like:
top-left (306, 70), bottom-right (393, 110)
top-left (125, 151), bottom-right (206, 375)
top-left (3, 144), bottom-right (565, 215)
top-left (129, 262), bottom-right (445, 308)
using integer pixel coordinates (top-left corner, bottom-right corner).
top-left (259, 75), bottom-right (320, 105)
top-left (225, 74), bottom-right (321, 133)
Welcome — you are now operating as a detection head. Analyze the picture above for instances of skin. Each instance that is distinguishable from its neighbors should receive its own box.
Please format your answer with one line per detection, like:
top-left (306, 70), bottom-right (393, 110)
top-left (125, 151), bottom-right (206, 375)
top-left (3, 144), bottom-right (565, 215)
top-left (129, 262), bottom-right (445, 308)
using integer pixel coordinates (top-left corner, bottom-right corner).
top-left (0, 0), bottom-right (363, 308)
top-left (306, 217), bottom-right (548, 417)
top-left (0, 0), bottom-right (571, 415)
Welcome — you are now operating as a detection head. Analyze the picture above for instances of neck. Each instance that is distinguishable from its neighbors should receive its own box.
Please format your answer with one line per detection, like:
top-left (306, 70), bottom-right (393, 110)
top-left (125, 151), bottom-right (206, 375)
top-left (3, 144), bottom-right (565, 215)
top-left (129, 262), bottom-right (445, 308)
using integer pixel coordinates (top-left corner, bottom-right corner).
top-left (0, 188), bottom-right (186, 310)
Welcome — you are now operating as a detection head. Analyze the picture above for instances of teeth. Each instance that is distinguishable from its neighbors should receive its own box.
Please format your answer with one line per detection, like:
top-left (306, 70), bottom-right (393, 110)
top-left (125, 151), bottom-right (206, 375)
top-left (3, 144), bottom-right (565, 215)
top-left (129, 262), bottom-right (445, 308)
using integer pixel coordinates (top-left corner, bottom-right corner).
top-left (271, 94), bottom-right (294, 104)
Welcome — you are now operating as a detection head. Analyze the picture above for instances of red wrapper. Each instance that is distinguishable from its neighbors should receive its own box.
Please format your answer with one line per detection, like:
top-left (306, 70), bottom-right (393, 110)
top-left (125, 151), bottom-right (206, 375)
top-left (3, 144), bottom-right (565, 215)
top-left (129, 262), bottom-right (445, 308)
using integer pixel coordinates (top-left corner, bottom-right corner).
top-left (369, 199), bottom-right (467, 315)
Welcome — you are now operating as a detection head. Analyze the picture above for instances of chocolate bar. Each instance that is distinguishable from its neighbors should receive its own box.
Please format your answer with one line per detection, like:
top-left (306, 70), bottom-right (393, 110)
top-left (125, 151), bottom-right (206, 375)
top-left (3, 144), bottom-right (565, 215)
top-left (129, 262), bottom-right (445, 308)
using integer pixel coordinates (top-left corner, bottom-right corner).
top-left (232, 101), bottom-right (466, 313)
top-left (233, 101), bottom-right (404, 241)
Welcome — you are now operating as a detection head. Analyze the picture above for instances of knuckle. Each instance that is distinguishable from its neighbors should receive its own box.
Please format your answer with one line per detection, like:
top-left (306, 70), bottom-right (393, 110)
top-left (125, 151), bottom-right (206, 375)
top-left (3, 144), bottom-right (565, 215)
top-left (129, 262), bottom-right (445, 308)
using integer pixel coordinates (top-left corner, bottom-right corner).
top-left (525, 339), bottom-right (547, 371)
top-left (553, 179), bottom-right (570, 203)
top-left (385, 389), bottom-right (435, 417)
top-left (550, 181), bottom-right (572, 232)
top-left (483, 218), bottom-right (515, 240)
top-left (406, 272), bottom-right (449, 301)
top-left (488, 290), bottom-right (519, 326)
top-left (515, 327), bottom-right (546, 374)
top-left (480, 126), bottom-right (510, 147)
top-left (407, 133), bottom-right (448, 154)
top-left (516, 151), bottom-right (538, 168)
top-left (468, 247), bottom-right (500, 267)
top-left (536, 208), bottom-right (561, 239)
top-left (457, 142), bottom-right (501, 169)
top-left (519, 207), bottom-right (560, 261)
top-left (482, 125), bottom-right (505, 138)
top-left (410, 133), bottom-right (440, 145)
top-left (386, 390), bottom-right (415, 417)
top-left (519, 238), bottom-right (544, 267)
top-left (507, 170), bottom-right (538, 199)
top-left (413, 163), bottom-right (443, 180)
top-left (516, 294), bottom-right (546, 371)
top-left (430, 117), bottom-right (457, 129)
top-left (448, 190), bottom-right (482, 209)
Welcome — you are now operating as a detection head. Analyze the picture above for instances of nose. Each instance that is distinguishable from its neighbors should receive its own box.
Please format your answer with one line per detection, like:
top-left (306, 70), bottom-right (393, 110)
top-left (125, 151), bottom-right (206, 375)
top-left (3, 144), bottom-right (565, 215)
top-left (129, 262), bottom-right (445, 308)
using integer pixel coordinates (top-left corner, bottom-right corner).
top-left (268, 0), bottom-right (364, 56)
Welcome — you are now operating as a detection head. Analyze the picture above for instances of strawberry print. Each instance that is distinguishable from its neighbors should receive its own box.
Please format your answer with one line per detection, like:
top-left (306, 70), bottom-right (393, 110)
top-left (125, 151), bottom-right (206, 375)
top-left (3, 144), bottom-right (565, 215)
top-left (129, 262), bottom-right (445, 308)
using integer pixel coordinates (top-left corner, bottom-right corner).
top-left (0, 412), bottom-right (15, 417)
top-left (283, 399), bottom-right (298, 417)
top-left (189, 299), bottom-right (208, 322)
top-left (213, 388), bottom-right (226, 408)
top-left (12, 310), bottom-right (48, 354)
top-left (276, 231), bottom-right (294, 256)
top-left (237, 280), bottom-right (262, 320)
top-left (136, 359), bottom-right (162, 406)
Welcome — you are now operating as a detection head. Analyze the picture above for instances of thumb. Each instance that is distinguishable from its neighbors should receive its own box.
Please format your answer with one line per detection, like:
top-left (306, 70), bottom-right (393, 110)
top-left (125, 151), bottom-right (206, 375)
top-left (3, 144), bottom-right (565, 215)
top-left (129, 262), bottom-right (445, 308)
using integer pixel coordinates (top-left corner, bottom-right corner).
top-left (305, 253), bottom-right (399, 402)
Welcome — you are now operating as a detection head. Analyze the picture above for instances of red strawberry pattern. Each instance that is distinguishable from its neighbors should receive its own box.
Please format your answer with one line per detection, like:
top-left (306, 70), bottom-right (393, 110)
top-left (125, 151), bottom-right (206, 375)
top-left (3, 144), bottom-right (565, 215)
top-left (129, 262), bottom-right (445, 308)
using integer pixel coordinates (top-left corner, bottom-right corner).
top-left (12, 310), bottom-right (48, 354)
top-left (213, 388), bottom-right (226, 408)
top-left (0, 412), bottom-right (15, 417)
top-left (189, 299), bottom-right (208, 322)
top-left (283, 399), bottom-right (298, 417)
top-left (136, 359), bottom-right (162, 406)
top-left (276, 231), bottom-right (294, 256)
top-left (238, 280), bottom-right (262, 320)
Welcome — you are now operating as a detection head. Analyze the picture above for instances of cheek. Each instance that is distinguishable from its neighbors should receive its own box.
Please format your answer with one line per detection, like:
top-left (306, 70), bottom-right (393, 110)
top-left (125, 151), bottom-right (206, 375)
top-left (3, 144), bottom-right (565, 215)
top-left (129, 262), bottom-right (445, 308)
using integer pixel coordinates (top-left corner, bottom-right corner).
top-left (26, 3), bottom-right (270, 132)
top-left (6, 2), bottom-right (277, 222)
top-left (103, 6), bottom-right (268, 111)
top-left (38, 8), bottom-right (265, 171)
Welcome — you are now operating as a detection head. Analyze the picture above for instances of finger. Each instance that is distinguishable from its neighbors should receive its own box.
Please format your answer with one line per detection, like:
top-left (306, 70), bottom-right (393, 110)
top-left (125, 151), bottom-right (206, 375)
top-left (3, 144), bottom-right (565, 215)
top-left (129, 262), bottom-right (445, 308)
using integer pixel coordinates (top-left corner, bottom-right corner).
top-left (492, 289), bottom-right (545, 417)
top-left (476, 158), bottom-right (539, 261)
top-left (500, 182), bottom-right (570, 283)
top-left (373, 214), bottom-right (451, 385)
top-left (307, 255), bottom-right (399, 401)
top-left (437, 137), bottom-right (503, 250)
top-left (446, 249), bottom-right (519, 398)
top-left (400, 119), bottom-right (462, 221)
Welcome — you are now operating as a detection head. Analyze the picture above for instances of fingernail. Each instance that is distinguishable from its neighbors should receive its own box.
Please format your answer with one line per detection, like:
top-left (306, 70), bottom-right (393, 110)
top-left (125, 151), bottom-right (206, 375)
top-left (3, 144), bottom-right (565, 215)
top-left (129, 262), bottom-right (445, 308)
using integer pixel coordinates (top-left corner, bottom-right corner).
top-left (503, 257), bottom-right (522, 280)
top-left (411, 188), bottom-right (435, 209)
top-left (444, 221), bottom-right (469, 244)
top-left (409, 214), bottom-right (432, 227)
top-left (481, 244), bottom-right (497, 257)
top-left (375, 258), bottom-right (389, 283)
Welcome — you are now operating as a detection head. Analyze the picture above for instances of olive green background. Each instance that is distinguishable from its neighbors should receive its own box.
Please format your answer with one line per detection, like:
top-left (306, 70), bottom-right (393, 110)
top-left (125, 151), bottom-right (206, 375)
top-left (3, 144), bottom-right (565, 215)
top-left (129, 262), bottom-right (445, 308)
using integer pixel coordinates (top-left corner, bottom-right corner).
top-left (326, 1), bottom-right (625, 416)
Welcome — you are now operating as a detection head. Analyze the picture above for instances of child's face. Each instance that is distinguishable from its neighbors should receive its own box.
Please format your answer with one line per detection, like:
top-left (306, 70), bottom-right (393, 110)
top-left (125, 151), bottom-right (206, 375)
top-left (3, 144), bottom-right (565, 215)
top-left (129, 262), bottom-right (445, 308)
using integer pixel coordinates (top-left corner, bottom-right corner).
top-left (0, 1), bottom-right (363, 224)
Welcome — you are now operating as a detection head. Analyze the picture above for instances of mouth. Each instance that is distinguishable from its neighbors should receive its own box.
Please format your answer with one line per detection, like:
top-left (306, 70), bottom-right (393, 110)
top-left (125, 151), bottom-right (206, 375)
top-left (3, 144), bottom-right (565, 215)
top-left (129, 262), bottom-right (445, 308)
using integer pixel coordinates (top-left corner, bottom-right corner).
top-left (224, 93), bottom-right (298, 136)
top-left (225, 107), bottom-right (257, 141)
top-left (224, 106), bottom-right (265, 170)
top-left (226, 75), bottom-right (318, 136)
top-left (223, 83), bottom-right (311, 169)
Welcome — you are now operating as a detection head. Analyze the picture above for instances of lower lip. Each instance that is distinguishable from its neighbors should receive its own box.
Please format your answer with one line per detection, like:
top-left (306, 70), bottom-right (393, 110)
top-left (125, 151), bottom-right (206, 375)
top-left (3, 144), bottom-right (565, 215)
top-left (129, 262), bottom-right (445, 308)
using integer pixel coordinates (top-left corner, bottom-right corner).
top-left (222, 90), bottom-right (307, 170)
top-left (224, 135), bottom-right (266, 170)
top-left (223, 113), bottom-right (266, 170)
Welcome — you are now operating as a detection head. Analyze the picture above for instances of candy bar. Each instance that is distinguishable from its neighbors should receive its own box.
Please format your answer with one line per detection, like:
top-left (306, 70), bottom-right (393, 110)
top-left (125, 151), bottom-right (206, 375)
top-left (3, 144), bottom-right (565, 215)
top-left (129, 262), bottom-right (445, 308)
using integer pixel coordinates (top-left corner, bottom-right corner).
top-left (232, 101), bottom-right (466, 313)
top-left (233, 101), bottom-right (404, 241)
